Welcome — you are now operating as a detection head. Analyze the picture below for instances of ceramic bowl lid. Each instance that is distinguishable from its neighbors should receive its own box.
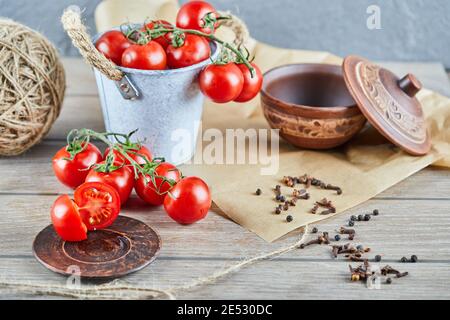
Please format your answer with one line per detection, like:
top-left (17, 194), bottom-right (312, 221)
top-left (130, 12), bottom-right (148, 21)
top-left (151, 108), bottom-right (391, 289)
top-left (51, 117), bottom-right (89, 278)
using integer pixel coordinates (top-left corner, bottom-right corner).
top-left (342, 55), bottom-right (431, 155)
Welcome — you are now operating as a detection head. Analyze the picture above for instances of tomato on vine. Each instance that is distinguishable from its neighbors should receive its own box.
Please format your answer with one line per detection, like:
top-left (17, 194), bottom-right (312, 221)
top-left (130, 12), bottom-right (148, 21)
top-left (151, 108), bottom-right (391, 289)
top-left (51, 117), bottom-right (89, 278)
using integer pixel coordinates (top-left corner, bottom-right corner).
top-left (176, 1), bottom-right (219, 34)
top-left (199, 63), bottom-right (244, 103)
top-left (95, 30), bottom-right (131, 65)
top-left (234, 62), bottom-right (263, 102)
top-left (121, 41), bottom-right (167, 70)
top-left (166, 34), bottom-right (211, 69)
top-left (135, 162), bottom-right (181, 206)
top-left (52, 142), bottom-right (102, 189)
top-left (164, 176), bottom-right (211, 224)
top-left (85, 161), bottom-right (134, 205)
top-left (142, 20), bottom-right (173, 50)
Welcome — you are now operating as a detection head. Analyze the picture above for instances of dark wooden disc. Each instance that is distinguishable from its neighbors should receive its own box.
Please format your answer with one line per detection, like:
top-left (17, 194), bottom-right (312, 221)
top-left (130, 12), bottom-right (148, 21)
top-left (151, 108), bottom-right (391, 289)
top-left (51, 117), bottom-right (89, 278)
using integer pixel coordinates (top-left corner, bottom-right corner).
top-left (33, 216), bottom-right (161, 279)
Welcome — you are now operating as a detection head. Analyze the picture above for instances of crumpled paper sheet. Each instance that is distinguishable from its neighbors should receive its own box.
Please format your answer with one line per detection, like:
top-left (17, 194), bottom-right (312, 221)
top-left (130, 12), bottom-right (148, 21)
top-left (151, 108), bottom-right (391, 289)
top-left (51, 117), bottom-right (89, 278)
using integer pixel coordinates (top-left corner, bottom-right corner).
top-left (95, 0), bottom-right (450, 242)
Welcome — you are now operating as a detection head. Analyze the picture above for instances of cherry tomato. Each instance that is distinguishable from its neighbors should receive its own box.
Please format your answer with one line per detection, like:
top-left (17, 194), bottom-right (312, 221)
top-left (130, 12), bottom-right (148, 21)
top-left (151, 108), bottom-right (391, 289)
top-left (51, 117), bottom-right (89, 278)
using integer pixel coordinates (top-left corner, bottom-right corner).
top-left (199, 63), bottom-right (244, 103)
top-left (166, 34), bottom-right (210, 69)
top-left (176, 1), bottom-right (218, 34)
top-left (142, 20), bottom-right (173, 49)
top-left (163, 176), bottom-right (211, 224)
top-left (85, 162), bottom-right (134, 205)
top-left (135, 162), bottom-right (181, 206)
top-left (234, 63), bottom-right (263, 102)
top-left (104, 145), bottom-right (152, 166)
top-left (52, 143), bottom-right (102, 189)
top-left (121, 42), bottom-right (167, 70)
top-left (50, 195), bottom-right (87, 242)
top-left (74, 182), bottom-right (121, 230)
top-left (95, 30), bottom-right (131, 65)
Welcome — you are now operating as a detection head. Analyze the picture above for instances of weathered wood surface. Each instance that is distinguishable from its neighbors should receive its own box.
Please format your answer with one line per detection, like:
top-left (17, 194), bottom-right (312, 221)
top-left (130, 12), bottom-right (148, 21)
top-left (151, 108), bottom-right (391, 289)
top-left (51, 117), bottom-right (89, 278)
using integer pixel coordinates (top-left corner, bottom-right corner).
top-left (0, 59), bottom-right (450, 299)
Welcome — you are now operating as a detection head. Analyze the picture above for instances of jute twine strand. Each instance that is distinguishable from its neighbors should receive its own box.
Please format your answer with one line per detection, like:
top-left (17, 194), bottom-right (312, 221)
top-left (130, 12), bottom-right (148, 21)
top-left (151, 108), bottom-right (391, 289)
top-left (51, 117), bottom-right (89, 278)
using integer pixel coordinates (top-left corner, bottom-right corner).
top-left (0, 19), bottom-right (65, 156)
top-left (61, 6), bottom-right (124, 81)
top-left (0, 226), bottom-right (309, 299)
top-left (218, 10), bottom-right (250, 48)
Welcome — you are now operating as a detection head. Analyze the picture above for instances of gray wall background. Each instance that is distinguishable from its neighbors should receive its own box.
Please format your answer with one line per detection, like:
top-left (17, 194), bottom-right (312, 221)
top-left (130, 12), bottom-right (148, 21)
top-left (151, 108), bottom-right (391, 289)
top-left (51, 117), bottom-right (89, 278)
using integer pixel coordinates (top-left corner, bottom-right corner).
top-left (1, 0), bottom-right (449, 67)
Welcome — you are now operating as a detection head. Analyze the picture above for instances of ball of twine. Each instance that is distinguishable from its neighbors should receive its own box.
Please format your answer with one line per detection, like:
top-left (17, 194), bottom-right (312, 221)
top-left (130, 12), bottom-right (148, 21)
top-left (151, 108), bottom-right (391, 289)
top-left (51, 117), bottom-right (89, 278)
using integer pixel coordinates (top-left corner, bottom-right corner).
top-left (0, 18), bottom-right (65, 156)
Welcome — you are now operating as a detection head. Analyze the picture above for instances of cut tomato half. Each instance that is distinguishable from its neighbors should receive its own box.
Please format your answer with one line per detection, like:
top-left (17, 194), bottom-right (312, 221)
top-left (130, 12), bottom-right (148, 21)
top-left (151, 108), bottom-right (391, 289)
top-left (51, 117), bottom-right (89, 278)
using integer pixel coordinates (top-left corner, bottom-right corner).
top-left (50, 195), bottom-right (88, 242)
top-left (74, 182), bottom-right (121, 231)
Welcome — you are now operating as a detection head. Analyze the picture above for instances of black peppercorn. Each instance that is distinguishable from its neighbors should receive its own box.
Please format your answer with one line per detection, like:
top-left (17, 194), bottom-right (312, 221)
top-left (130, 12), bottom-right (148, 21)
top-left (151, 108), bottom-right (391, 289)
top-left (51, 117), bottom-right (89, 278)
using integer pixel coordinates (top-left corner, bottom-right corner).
top-left (279, 195), bottom-right (286, 202)
top-left (372, 209), bottom-right (379, 216)
top-left (348, 220), bottom-right (355, 227)
top-left (400, 257), bottom-right (408, 263)
top-left (374, 255), bottom-right (382, 262)
top-left (275, 207), bottom-right (281, 215)
top-left (312, 227), bottom-right (318, 233)
top-left (356, 245), bottom-right (364, 251)
top-left (334, 235), bottom-right (341, 241)
top-left (283, 203), bottom-right (289, 211)
top-left (255, 188), bottom-right (262, 195)
top-left (386, 277), bottom-right (392, 284)
top-left (364, 214), bottom-right (371, 221)
top-left (350, 215), bottom-right (357, 221)
top-left (275, 194), bottom-right (281, 201)
top-left (410, 255), bottom-right (418, 263)
top-left (286, 215), bottom-right (293, 222)
top-left (358, 214), bottom-right (364, 221)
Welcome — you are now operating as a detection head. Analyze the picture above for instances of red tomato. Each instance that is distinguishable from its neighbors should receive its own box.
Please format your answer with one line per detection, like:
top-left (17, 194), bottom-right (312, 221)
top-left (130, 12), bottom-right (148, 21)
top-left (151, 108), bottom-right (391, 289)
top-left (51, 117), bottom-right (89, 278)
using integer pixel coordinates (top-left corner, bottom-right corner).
top-left (85, 162), bottom-right (134, 205)
top-left (163, 176), bottom-right (211, 224)
top-left (143, 20), bottom-right (173, 49)
top-left (95, 30), bottom-right (131, 65)
top-left (104, 145), bottom-right (152, 166)
top-left (50, 195), bottom-right (87, 242)
top-left (74, 182), bottom-right (121, 230)
top-left (121, 42), bottom-right (167, 70)
top-left (135, 162), bottom-right (181, 206)
top-left (52, 143), bottom-right (102, 189)
top-left (199, 63), bottom-right (244, 103)
top-left (166, 34), bottom-right (210, 69)
top-left (234, 63), bottom-right (263, 102)
top-left (176, 0), bottom-right (218, 34)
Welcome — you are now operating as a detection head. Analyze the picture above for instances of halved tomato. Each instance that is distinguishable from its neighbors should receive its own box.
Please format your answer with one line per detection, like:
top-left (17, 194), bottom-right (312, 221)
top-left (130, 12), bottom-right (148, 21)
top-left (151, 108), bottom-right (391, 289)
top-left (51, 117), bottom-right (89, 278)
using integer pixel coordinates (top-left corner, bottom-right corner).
top-left (74, 182), bottom-right (121, 231)
top-left (51, 195), bottom-right (88, 242)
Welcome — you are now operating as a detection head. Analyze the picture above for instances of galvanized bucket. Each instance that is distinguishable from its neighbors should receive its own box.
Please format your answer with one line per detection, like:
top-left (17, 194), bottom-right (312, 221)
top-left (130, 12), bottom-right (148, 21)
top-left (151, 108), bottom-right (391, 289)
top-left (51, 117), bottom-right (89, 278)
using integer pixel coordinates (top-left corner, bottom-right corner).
top-left (92, 30), bottom-right (219, 165)
top-left (62, 6), bottom-right (247, 164)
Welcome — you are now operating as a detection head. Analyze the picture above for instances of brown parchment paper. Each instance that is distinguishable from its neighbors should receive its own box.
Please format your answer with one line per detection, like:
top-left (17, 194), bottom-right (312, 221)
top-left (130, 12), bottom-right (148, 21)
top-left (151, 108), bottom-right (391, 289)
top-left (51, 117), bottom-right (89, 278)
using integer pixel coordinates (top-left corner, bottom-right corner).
top-left (95, 0), bottom-right (450, 242)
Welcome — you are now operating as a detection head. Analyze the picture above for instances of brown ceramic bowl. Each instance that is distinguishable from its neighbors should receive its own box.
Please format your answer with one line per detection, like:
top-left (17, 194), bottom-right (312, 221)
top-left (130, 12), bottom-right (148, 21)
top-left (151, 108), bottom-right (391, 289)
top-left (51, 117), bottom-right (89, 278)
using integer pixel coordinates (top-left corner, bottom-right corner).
top-left (260, 63), bottom-right (367, 149)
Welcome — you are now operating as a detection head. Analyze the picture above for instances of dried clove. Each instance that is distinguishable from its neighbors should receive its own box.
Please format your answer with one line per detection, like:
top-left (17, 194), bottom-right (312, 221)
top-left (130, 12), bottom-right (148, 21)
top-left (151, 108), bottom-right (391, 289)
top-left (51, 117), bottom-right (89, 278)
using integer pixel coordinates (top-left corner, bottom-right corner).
top-left (339, 227), bottom-right (356, 235)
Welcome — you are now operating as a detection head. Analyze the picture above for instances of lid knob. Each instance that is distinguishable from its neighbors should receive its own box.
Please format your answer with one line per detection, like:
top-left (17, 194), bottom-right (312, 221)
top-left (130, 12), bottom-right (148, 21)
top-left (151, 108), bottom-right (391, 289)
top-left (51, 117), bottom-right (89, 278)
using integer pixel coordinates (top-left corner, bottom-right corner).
top-left (398, 73), bottom-right (422, 97)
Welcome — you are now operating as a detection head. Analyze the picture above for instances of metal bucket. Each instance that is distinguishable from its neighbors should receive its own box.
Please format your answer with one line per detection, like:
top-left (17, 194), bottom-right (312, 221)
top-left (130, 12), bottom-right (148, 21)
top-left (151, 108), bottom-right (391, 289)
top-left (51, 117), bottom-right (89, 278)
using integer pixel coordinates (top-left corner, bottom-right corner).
top-left (92, 31), bottom-right (219, 165)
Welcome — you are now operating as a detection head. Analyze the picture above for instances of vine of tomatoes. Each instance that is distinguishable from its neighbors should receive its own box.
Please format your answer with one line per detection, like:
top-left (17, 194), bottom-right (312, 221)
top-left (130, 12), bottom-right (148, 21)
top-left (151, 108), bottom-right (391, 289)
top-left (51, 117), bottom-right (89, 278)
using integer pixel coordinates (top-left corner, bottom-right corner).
top-left (94, 0), bottom-right (263, 104)
top-left (51, 128), bottom-right (211, 242)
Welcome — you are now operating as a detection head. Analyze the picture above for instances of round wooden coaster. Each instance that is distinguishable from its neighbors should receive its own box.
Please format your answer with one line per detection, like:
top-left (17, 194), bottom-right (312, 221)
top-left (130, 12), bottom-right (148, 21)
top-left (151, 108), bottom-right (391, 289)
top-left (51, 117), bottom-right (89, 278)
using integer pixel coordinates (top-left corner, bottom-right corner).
top-left (33, 216), bottom-right (161, 279)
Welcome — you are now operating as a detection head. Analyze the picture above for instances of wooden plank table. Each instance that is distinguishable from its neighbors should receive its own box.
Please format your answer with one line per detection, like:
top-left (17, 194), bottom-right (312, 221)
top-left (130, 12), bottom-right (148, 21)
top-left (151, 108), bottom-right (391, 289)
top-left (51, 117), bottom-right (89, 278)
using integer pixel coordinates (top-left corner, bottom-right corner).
top-left (1, 59), bottom-right (450, 299)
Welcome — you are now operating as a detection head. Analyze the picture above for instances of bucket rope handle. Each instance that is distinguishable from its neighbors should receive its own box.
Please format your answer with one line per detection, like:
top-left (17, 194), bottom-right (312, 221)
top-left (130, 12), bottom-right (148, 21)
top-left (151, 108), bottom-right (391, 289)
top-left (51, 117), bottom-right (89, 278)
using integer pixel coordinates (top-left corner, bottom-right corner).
top-left (61, 6), bottom-right (250, 82)
top-left (61, 6), bottom-right (124, 81)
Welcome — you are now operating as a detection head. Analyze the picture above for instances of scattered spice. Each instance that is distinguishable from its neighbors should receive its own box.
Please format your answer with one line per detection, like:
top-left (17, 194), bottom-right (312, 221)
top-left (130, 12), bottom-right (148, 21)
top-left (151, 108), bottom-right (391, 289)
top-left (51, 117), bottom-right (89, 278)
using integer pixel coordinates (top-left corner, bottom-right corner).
top-left (255, 188), bottom-right (262, 196)
top-left (348, 220), bottom-right (355, 227)
top-left (363, 214), bottom-right (371, 221)
top-left (386, 277), bottom-right (392, 284)
top-left (350, 215), bottom-right (357, 221)
top-left (410, 255), bottom-right (418, 263)
top-left (311, 227), bottom-right (318, 234)
top-left (334, 234), bottom-right (341, 241)
top-left (372, 209), bottom-right (379, 216)
top-left (275, 207), bottom-right (281, 215)
top-left (286, 215), bottom-right (293, 223)
top-left (400, 257), bottom-right (408, 263)
top-left (357, 214), bottom-right (364, 221)
top-left (374, 255), bottom-right (382, 262)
